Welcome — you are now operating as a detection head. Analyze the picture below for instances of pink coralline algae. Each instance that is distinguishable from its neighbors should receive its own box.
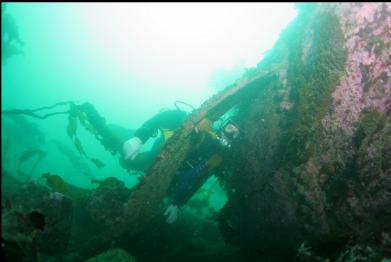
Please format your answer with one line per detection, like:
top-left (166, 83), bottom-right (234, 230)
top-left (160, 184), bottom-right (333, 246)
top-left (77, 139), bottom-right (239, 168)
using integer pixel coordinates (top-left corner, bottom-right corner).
top-left (325, 3), bottom-right (391, 137)
top-left (355, 3), bottom-right (378, 25)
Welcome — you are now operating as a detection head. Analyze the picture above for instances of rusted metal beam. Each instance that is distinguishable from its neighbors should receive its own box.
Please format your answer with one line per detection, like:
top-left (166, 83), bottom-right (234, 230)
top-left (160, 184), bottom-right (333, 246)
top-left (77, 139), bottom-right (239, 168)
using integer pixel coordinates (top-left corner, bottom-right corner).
top-left (118, 69), bottom-right (276, 237)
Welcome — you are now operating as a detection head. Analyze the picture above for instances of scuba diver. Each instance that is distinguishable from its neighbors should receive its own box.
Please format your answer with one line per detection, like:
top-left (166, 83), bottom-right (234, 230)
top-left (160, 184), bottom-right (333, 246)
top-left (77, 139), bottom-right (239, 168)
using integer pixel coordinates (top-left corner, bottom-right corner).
top-left (122, 102), bottom-right (241, 223)
top-left (122, 107), bottom-right (188, 171)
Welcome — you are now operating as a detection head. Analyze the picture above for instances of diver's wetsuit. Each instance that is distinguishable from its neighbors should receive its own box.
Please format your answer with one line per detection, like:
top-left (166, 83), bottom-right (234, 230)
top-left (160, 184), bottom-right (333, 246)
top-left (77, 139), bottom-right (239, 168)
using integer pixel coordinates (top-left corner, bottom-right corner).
top-left (132, 109), bottom-right (226, 207)
top-left (134, 110), bottom-right (188, 143)
top-left (170, 133), bottom-right (225, 206)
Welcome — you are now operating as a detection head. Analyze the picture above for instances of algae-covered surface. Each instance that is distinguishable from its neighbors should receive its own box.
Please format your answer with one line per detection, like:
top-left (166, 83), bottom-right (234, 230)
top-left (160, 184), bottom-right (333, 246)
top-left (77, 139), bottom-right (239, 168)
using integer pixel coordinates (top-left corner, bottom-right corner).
top-left (2, 3), bottom-right (390, 262)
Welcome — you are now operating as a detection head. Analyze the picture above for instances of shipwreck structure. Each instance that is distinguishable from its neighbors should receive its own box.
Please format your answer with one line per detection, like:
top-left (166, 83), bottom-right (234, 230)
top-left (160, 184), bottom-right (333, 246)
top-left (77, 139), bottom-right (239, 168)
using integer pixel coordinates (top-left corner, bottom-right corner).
top-left (106, 2), bottom-right (390, 259)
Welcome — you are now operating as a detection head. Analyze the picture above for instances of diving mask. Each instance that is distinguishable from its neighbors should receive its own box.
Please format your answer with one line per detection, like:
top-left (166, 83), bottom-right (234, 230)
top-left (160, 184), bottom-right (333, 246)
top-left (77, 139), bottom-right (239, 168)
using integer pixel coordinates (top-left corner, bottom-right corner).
top-left (219, 119), bottom-right (240, 148)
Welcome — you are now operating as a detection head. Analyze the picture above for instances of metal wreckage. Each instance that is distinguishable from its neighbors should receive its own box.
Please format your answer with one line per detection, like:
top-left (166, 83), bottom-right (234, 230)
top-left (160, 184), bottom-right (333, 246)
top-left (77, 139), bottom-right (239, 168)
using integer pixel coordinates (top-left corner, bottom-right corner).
top-left (2, 3), bottom-right (391, 261)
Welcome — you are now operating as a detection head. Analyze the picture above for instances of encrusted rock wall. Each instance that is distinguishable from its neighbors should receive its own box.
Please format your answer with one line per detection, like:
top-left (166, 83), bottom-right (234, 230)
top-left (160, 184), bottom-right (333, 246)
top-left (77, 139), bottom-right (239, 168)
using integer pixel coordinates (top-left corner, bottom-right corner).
top-left (220, 3), bottom-right (391, 259)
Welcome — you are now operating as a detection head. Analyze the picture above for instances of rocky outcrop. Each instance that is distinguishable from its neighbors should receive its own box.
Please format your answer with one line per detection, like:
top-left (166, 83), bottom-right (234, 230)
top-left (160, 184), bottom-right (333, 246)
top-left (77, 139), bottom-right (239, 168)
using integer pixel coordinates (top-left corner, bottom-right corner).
top-left (8, 182), bottom-right (74, 257)
top-left (86, 177), bottom-right (131, 229)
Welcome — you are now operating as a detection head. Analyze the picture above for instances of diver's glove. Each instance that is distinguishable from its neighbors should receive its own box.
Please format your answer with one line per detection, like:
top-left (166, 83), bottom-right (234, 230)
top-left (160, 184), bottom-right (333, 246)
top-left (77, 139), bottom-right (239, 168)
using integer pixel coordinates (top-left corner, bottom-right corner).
top-left (164, 204), bottom-right (179, 224)
top-left (123, 137), bottom-right (143, 160)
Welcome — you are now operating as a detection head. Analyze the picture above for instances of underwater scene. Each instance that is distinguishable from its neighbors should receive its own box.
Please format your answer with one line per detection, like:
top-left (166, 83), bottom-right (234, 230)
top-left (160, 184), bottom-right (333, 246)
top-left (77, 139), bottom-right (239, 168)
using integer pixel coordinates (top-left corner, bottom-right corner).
top-left (1, 2), bottom-right (391, 262)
